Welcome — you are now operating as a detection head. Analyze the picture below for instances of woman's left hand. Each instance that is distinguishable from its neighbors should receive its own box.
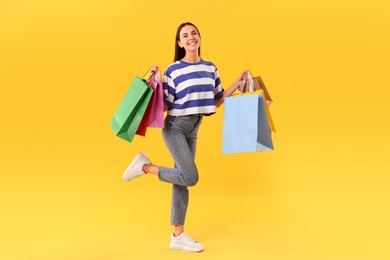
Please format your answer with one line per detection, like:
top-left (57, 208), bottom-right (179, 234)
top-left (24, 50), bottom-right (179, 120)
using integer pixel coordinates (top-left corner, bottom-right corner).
top-left (235, 70), bottom-right (249, 87)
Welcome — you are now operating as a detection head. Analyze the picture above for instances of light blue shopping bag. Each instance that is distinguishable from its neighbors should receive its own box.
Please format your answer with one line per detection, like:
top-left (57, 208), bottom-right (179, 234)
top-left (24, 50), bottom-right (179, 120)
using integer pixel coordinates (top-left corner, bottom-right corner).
top-left (222, 94), bottom-right (274, 154)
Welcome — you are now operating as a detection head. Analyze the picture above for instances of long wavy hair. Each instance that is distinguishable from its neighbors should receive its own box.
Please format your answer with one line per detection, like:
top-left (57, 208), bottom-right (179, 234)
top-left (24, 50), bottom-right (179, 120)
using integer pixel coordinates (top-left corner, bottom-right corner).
top-left (174, 22), bottom-right (201, 62)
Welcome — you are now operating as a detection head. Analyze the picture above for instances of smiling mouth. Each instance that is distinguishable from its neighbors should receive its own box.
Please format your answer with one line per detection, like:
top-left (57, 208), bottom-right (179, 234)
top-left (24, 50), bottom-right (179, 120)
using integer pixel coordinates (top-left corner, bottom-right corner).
top-left (188, 41), bottom-right (197, 46)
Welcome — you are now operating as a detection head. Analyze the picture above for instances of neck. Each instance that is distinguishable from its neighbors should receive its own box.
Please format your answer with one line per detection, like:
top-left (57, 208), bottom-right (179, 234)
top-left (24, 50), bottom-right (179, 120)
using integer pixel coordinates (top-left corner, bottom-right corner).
top-left (182, 52), bottom-right (201, 63)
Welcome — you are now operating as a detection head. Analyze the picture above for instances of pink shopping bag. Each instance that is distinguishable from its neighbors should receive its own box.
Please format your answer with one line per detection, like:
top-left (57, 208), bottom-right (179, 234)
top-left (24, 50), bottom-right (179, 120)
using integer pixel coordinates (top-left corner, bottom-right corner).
top-left (147, 76), bottom-right (164, 128)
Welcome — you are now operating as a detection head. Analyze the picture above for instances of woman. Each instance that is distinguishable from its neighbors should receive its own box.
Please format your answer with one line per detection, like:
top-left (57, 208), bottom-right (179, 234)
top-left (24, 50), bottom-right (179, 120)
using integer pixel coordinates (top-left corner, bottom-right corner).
top-left (123, 22), bottom-right (247, 252)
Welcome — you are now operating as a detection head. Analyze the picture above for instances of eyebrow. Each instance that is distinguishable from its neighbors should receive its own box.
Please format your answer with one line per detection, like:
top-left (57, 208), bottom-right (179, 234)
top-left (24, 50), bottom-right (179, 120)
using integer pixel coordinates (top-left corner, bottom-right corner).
top-left (181, 30), bottom-right (197, 37)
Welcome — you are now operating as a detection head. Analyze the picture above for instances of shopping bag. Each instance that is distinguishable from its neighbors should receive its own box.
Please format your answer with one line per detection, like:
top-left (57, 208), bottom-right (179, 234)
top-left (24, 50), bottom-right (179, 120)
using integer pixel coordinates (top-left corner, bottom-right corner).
top-left (135, 77), bottom-right (155, 137)
top-left (136, 74), bottom-right (164, 136)
top-left (239, 72), bottom-right (276, 132)
top-left (241, 71), bottom-right (273, 106)
top-left (253, 76), bottom-right (273, 105)
top-left (222, 93), bottom-right (274, 154)
top-left (110, 75), bottom-right (153, 142)
top-left (147, 76), bottom-right (164, 128)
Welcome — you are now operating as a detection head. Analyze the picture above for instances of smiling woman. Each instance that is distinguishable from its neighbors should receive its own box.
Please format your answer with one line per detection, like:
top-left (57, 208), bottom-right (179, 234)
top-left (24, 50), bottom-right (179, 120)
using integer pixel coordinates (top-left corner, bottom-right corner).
top-left (121, 22), bottom-right (248, 253)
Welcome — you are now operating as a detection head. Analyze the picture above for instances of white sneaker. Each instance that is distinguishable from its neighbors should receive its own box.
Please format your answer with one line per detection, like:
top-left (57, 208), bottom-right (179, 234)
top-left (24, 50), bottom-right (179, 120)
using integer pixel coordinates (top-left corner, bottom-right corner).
top-left (169, 232), bottom-right (204, 252)
top-left (123, 152), bottom-right (151, 182)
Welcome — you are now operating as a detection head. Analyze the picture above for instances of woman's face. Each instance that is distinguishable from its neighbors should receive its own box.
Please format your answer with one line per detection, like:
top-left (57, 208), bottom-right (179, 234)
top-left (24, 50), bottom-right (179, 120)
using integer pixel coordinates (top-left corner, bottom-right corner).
top-left (177, 25), bottom-right (201, 54)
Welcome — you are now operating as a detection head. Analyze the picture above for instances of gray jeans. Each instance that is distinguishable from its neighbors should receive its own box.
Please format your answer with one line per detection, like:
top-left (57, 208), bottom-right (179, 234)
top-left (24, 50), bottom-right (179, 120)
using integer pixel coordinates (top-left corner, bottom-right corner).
top-left (158, 114), bottom-right (203, 225)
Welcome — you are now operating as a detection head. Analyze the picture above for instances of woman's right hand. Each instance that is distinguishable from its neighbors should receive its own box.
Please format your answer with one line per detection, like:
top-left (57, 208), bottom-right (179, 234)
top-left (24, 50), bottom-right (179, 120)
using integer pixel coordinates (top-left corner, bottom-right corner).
top-left (150, 65), bottom-right (162, 83)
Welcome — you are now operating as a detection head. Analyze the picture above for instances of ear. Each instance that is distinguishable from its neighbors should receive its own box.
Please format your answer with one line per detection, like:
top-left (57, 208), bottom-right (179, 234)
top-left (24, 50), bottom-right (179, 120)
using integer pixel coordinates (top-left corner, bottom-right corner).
top-left (177, 40), bottom-right (184, 48)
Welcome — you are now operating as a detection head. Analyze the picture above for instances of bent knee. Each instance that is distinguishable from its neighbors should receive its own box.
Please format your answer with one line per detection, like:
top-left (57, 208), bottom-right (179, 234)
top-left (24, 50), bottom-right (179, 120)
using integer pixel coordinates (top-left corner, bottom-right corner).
top-left (184, 174), bottom-right (199, 187)
top-left (187, 178), bottom-right (198, 187)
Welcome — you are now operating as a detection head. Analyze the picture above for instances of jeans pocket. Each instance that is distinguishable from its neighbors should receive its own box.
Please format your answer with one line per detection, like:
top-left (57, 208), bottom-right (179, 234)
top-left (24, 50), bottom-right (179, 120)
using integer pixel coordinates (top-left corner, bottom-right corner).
top-left (163, 115), bottom-right (176, 130)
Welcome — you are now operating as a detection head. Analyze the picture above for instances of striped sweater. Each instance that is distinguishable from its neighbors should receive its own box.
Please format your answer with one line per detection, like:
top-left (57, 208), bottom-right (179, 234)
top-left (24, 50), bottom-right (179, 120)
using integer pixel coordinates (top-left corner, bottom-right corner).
top-left (163, 59), bottom-right (224, 116)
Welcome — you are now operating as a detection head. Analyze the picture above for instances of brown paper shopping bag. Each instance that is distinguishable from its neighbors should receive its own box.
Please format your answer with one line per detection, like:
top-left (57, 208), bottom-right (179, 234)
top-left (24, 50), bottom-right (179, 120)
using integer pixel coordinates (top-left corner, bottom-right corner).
top-left (253, 76), bottom-right (273, 105)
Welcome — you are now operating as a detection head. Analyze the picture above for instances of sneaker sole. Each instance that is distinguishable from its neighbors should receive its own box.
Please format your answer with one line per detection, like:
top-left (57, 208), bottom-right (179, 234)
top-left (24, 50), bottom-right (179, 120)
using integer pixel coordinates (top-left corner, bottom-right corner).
top-left (170, 243), bottom-right (204, 252)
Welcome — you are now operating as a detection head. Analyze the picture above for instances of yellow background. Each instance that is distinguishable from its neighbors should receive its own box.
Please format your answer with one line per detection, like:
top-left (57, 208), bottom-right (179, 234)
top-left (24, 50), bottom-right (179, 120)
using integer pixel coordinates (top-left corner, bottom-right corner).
top-left (1, 0), bottom-right (389, 259)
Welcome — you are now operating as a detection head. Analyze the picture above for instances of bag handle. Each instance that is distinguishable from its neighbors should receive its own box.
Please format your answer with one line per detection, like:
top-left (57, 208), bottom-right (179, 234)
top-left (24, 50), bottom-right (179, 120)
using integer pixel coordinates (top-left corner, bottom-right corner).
top-left (142, 65), bottom-right (154, 80)
top-left (238, 71), bottom-right (254, 94)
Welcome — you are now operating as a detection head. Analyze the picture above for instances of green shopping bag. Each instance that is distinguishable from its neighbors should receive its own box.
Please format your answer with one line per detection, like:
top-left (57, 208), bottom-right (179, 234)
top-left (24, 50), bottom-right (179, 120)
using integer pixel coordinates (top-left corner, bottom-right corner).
top-left (110, 73), bottom-right (153, 142)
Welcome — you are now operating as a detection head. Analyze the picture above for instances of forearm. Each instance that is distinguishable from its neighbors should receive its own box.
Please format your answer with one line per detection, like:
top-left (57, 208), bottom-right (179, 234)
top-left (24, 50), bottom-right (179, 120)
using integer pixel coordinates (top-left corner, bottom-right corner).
top-left (215, 80), bottom-right (241, 107)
